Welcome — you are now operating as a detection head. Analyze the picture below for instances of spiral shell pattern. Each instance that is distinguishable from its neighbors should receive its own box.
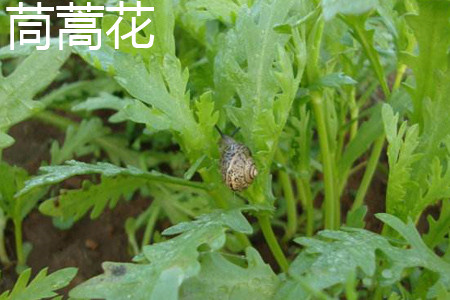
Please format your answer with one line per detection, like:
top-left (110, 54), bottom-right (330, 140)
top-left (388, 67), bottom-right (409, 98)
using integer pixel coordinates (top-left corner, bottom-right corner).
top-left (219, 135), bottom-right (258, 191)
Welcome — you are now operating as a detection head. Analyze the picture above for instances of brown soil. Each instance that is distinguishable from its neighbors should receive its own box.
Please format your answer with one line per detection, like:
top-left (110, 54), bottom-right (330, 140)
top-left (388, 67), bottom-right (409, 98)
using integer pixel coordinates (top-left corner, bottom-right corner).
top-left (0, 197), bottom-right (150, 294)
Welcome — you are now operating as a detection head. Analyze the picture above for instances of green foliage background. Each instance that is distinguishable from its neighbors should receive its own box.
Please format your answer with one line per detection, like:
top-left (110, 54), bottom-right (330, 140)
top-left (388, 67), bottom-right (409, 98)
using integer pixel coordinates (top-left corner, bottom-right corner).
top-left (0, 0), bottom-right (450, 299)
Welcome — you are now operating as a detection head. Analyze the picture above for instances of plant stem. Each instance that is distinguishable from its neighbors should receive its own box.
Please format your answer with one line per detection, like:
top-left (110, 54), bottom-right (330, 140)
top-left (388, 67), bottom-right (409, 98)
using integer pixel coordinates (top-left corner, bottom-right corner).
top-left (296, 178), bottom-right (314, 236)
top-left (306, 18), bottom-right (339, 229)
top-left (258, 215), bottom-right (289, 272)
top-left (128, 230), bottom-right (140, 256)
top-left (311, 92), bottom-right (338, 229)
top-left (141, 203), bottom-right (161, 249)
top-left (14, 218), bottom-right (24, 268)
top-left (345, 272), bottom-right (358, 300)
top-left (0, 211), bottom-right (10, 265)
top-left (34, 110), bottom-right (75, 130)
top-left (276, 151), bottom-right (297, 240)
top-left (351, 135), bottom-right (385, 211)
top-left (297, 105), bottom-right (314, 236)
top-left (349, 87), bottom-right (359, 140)
top-left (393, 64), bottom-right (407, 91)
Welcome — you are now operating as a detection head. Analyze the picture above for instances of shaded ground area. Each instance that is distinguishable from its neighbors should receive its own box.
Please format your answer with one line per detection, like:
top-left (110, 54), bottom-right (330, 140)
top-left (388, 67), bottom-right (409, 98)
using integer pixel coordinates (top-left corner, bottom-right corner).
top-left (1, 197), bottom-right (150, 293)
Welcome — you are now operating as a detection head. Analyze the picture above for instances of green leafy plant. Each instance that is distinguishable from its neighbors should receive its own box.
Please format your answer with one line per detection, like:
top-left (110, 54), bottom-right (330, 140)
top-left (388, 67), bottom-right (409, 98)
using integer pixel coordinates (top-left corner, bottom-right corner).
top-left (0, 0), bottom-right (449, 299)
top-left (0, 267), bottom-right (77, 300)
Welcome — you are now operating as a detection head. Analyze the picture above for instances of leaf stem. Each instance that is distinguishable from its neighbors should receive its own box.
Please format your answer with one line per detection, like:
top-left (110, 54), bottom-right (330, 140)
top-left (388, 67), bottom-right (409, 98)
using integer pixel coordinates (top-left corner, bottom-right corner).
top-left (276, 151), bottom-right (297, 240)
top-left (34, 110), bottom-right (75, 130)
top-left (296, 178), bottom-right (314, 236)
top-left (352, 135), bottom-right (384, 211)
top-left (14, 218), bottom-right (24, 268)
top-left (258, 215), bottom-right (289, 272)
top-left (349, 87), bottom-right (359, 140)
top-left (306, 17), bottom-right (339, 229)
top-left (311, 92), bottom-right (338, 229)
top-left (141, 203), bottom-right (161, 249)
top-left (393, 64), bottom-right (407, 91)
top-left (296, 106), bottom-right (314, 236)
top-left (127, 228), bottom-right (140, 256)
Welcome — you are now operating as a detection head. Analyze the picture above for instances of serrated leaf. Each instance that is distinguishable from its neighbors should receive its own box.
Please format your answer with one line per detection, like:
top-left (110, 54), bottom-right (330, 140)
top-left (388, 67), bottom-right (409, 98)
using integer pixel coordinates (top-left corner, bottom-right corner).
top-left (377, 213), bottom-right (450, 296)
top-left (424, 199), bottom-right (450, 249)
top-left (373, 1), bottom-right (450, 224)
top-left (73, 93), bottom-right (171, 130)
top-left (216, 0), bottom-right (303, 204)
top-left (74, 37), bottom-right (116, 74)
top-left (277, 214), bottom-right (450, 298)
top-left (406, 0), bottom-right (450, 121)
top-left (41, 78), bottom-right (119, 106)
top-left (0, 162), bottom-right (45, 221)
top-left (382, 104), bottom-right (399, 143)
top-left (39, 176), bottom-right (146, 221)
top-left (382, 104), bottom-right (422, 220)
top-left (113, 53), bottom-right (180, 120)
top-left (72, 92), bottom-right (131, 113)
top-left (163, 208), bottom-right (252, 236)
top-left (413, 158), bottom-right (450, 218)
top-left (50, 118), bottom-right (108, 165)
top-left (185, 0), bottom-right (240, 26)
top-left (180, 248), bottom-right (279, 300)
top-left (17, 160), bottom-right (208, 197)
top-left (113, 53), bottom-right (206, 153)
top-left (0, 163), bottom-right (28, 213)
top-left (338, 90), bottom-right (411, 175)
top-left (195, 91), bottom-right (219, 147)
top-left (322, 0), bottom-right (378, 21)
top-left (0, 267), bottom-right (77, 300)
top-left (340, 7), bottom-right (392, 98)
top-left (290, 229), bottom-right (389, 291)
top-left (70, 209), bottom-right (251, 300)
top-left (0, 45), bottom-right (71, 132)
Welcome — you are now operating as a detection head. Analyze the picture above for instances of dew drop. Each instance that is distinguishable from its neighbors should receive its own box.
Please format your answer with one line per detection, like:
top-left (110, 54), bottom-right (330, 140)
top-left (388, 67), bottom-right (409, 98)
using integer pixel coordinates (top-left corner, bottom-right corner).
top-left (382, 269), bottom-right (392, 279)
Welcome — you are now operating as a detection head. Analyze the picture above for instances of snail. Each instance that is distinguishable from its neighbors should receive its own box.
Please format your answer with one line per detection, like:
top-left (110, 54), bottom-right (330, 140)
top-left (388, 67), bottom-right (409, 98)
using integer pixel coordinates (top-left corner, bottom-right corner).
top-left (216, 126), bottom-right (258, 191)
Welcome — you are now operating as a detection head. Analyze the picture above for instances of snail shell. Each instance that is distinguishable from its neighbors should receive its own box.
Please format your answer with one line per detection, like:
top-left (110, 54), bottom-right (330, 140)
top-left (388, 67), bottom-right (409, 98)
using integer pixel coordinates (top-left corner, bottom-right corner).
top-left (218, 129), bottom-right (258, 191)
